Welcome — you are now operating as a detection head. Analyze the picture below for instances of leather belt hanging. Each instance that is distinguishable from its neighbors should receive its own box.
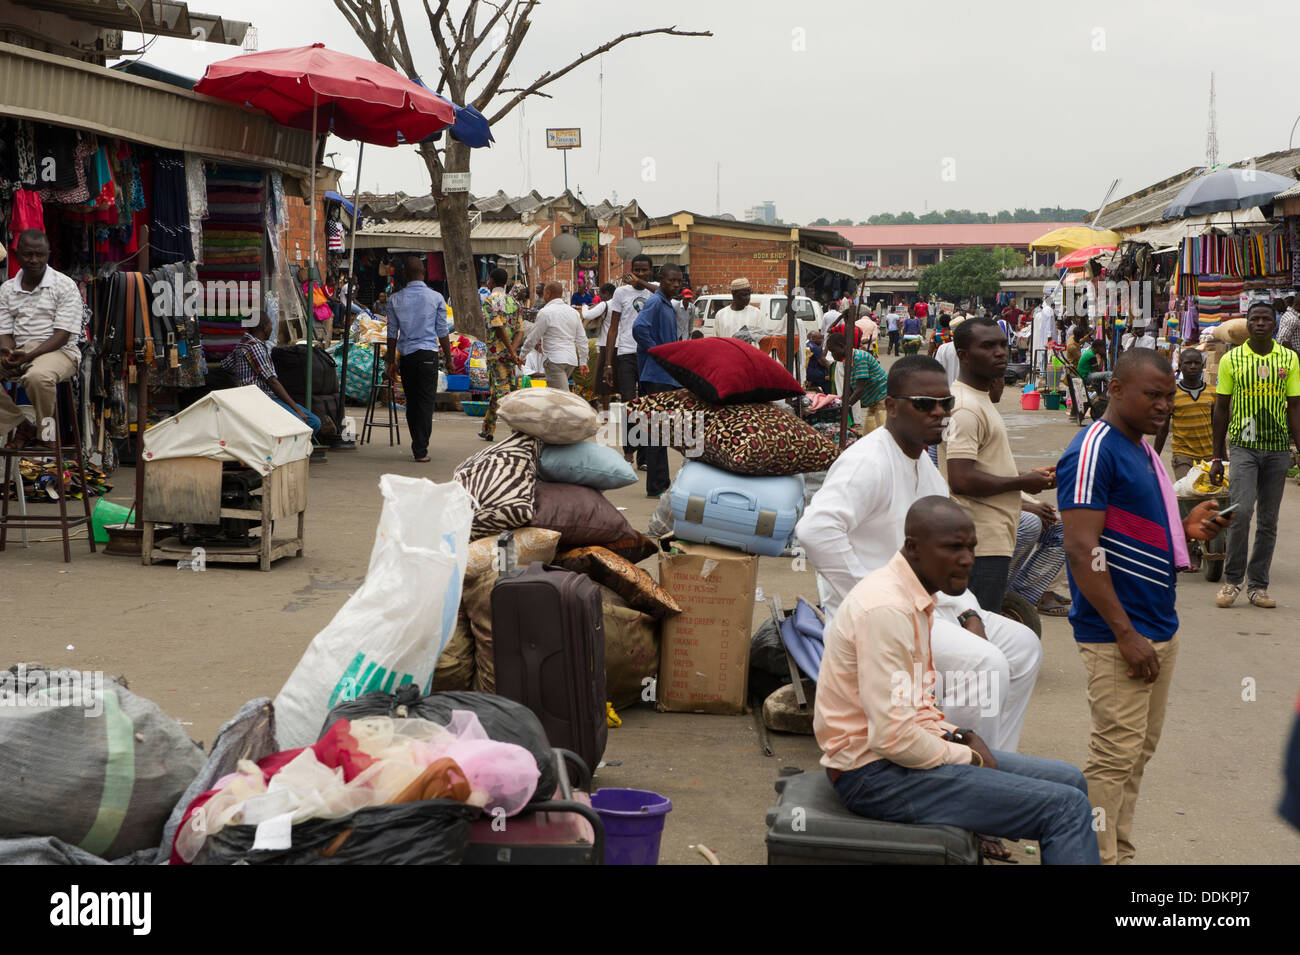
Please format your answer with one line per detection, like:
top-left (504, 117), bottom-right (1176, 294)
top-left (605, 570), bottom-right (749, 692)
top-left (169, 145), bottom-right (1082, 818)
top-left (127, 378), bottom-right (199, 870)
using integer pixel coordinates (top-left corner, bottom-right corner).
top-left (134, 271), bottom-right (154, 367)
top-left (125, 270), bottom-right (137, 383)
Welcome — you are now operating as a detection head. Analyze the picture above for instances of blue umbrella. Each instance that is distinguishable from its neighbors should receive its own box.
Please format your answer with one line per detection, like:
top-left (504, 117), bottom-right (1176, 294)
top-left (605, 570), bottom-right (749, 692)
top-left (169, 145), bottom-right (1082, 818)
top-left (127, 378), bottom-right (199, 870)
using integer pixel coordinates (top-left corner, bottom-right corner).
top-left (1162, 167), bottom-right (1296, 219)
top-left (406, 79), bottom-right (494, 148)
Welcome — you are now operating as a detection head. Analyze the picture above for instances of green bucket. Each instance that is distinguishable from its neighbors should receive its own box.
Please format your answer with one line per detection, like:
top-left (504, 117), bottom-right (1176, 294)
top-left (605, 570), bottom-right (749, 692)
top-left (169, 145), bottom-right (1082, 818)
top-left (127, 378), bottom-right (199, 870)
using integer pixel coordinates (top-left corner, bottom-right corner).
top-left (92, 499), bottom-right (133, 544)
top-left (1043, 391), bottom-right (1063, 411)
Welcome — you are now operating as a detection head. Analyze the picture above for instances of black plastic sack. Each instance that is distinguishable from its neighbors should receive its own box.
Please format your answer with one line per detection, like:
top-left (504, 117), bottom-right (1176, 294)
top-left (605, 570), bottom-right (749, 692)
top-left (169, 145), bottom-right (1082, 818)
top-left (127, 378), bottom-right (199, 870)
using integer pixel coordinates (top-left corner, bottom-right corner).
top-left (750, 618), bottom-right (792, 703)
top-left (321, 686), bottom-right (560, 802)
top-left (194, 799), bottom-right (479, 865)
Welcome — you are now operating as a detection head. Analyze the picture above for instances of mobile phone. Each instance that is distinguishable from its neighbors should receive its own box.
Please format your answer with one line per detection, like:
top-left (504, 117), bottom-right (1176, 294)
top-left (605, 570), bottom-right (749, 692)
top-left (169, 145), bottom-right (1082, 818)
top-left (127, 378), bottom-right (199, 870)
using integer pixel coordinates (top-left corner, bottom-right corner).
top-left (1213, 502), bottom-right (1239, 519)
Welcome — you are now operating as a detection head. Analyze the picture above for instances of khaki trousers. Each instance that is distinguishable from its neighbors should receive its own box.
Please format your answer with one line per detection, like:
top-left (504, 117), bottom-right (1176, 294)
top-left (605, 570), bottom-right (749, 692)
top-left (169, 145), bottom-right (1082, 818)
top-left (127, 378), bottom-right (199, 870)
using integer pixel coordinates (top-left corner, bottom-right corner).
top-left (1076, 635), bottom-right (1179, 865)
top-left (0, 351), bottom-right (78, 439)
top-left (857, 400), bottom-right (887, 436)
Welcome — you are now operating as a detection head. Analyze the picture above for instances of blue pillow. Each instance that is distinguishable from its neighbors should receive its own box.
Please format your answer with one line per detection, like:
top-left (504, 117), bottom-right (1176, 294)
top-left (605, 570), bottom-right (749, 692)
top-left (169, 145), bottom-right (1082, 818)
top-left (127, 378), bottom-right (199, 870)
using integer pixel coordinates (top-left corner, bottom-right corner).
top-left (539, 441), bottom-right (637, 490)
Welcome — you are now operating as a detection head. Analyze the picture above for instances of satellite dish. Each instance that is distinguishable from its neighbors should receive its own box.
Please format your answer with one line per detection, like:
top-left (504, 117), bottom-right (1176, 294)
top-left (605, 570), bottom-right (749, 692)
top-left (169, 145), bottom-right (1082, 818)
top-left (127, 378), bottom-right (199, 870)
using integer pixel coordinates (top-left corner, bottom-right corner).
top-left (615, 236), bottom-right (642, 260)
top-left (550, 232), bottom-right (581, 261)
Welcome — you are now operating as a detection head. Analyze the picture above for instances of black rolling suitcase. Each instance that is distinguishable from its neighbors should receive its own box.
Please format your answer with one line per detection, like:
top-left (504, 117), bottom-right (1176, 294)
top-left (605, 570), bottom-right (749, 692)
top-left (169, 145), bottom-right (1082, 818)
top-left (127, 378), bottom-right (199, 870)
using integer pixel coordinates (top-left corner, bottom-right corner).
top-left (490, 534), bottom-right (608, 773)
top-left (765, 771), bottom-right (980, 865)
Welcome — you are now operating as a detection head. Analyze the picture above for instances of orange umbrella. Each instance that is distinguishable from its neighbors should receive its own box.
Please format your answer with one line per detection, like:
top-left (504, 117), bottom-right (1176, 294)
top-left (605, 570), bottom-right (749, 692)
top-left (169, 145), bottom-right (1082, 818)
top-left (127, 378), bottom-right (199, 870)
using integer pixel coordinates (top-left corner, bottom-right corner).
top-left (1054, 245), bottom-right (1116, 269)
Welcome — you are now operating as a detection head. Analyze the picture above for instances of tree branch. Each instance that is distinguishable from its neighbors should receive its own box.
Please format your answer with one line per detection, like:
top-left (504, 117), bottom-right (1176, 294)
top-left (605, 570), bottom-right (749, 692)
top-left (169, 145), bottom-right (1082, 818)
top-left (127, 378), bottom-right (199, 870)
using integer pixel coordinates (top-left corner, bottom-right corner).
top-left (470, 0), bottom-right (537, 112)
top-left (485, 25), bottom-right (712, 125)
top-left (465, 0), bottom-right (509, 61)
top-left (388, 0), bottom-right (418, 76)
top-left (423, 0), bottom-right (456, 77)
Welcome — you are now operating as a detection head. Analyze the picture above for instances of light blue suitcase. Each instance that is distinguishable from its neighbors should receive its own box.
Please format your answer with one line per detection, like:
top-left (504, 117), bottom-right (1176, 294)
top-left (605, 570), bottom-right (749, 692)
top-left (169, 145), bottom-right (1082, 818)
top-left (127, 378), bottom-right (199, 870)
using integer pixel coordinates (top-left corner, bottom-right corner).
top-left (669, 460), bottom-right (804, 557)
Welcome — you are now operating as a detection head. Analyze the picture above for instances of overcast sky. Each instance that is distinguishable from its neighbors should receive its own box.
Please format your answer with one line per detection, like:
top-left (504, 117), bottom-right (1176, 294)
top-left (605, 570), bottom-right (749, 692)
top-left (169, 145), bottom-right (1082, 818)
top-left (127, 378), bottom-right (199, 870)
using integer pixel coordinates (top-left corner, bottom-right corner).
top-left (128, 0), bottom-right (1300, 223)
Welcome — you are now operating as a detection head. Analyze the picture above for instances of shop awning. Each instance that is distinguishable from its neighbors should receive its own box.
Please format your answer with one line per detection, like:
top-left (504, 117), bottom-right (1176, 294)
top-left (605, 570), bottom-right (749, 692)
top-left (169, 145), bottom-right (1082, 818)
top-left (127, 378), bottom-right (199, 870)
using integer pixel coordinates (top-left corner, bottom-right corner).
top-left (799, 248), bottom-right (864, 279)
top-left (348, 219), bottom-right (543, 254)
top-left (1121, 209), bottom-right (1273, 251)
top-left (0, 41), bottom-right (312, 174)
top-left (14, 0), bottom-right (251, 46)
top-left (639, 239), bottom-right (688, 261)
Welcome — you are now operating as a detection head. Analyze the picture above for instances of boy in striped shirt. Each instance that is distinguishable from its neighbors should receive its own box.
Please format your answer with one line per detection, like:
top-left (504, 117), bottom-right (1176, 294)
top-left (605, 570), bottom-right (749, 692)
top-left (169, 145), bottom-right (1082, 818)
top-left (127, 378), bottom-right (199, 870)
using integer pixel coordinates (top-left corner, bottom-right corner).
top-left (1058, 349), bottom-right (1228, 864)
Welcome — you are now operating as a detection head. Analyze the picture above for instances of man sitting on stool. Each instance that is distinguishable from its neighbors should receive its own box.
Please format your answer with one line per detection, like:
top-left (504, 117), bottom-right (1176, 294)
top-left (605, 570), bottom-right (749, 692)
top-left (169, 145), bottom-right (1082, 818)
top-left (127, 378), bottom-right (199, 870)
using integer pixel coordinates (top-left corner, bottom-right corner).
top-left (0, 230), bottom-right (83, 450)
top-left (816, 495), bottom-right (1099, 865)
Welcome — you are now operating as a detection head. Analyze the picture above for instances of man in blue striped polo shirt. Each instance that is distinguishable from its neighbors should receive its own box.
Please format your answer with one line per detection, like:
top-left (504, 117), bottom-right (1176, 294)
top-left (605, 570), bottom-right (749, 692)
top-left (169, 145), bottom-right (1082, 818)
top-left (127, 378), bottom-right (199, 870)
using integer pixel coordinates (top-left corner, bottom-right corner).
top-left (1057, 348), bottom-right (1229, 864)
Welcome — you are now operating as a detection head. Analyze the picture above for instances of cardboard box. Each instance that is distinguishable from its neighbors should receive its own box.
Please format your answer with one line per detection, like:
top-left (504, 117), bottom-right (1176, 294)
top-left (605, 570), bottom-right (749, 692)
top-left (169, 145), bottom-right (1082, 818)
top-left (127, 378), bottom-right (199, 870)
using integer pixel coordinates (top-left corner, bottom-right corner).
top-left (656, 541), bottom-right (758, 714)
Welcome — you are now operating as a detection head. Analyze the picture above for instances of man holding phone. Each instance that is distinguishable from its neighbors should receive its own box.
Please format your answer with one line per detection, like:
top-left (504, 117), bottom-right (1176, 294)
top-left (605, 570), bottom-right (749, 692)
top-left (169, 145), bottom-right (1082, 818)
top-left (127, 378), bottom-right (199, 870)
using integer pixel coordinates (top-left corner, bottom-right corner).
top-left (1058, 348), bottom-right (1229, 864)
top-left (941, 317), bottom-right (1057, 611)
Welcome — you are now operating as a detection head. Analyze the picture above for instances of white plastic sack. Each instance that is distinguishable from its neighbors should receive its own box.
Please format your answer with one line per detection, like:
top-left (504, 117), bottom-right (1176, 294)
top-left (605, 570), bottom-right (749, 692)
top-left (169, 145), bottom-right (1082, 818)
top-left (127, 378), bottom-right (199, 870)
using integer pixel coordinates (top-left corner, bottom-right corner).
top-left (1172, 461), bottom-right (1227, 498)
top-left (273, 475), bottom-right (473, 748)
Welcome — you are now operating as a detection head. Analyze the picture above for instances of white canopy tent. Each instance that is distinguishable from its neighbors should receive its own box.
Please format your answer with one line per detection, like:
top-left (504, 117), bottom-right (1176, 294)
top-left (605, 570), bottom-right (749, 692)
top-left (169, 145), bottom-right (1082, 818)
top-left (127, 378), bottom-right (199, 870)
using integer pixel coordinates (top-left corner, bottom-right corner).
top-left (142, 386), bottom-right (312, 475)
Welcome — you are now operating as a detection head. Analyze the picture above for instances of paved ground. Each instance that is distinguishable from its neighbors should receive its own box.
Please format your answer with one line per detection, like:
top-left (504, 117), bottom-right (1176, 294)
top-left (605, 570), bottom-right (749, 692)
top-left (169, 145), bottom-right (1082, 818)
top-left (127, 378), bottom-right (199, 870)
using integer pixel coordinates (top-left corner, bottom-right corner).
top-left (4, 376), bottom-right (1299, 864)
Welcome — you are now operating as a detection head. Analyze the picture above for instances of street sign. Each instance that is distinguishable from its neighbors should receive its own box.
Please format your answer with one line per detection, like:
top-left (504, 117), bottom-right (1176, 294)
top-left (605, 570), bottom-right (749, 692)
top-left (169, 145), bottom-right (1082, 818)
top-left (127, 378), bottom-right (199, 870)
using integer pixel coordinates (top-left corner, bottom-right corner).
top-left (546, 128), bottom-right (582, 149)
top-left (442, 172), bottom-right (471, 192)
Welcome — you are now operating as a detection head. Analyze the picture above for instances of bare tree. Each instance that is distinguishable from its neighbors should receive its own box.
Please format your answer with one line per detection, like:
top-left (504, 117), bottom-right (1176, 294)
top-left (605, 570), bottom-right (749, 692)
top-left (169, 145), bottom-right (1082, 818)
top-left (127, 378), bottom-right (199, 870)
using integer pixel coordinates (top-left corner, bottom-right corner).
top-left (333, 0), bottom-right (711, 338)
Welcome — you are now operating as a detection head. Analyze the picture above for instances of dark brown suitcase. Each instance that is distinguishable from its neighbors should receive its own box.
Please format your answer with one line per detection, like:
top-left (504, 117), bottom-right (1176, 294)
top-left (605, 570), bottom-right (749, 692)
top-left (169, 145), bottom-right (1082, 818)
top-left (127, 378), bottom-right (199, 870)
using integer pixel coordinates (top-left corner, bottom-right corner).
top-left (491, 558), bottom-right (608, 774)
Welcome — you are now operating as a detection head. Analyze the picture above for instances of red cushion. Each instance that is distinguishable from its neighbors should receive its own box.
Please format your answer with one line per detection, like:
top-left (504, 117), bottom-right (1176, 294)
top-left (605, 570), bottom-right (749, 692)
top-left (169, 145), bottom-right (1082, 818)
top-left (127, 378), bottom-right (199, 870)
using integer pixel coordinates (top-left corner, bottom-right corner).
top-left (647, 338), bottom-right (803, 405)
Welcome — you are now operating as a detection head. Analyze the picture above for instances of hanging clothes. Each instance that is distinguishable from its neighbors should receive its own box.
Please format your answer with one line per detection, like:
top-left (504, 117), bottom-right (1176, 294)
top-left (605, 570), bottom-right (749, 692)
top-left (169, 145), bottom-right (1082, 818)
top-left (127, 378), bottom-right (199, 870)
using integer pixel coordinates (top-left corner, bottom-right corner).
top-left (6, 188), bottom-right (45, 279)
top-left (149, 149), bottom-right (195, 265)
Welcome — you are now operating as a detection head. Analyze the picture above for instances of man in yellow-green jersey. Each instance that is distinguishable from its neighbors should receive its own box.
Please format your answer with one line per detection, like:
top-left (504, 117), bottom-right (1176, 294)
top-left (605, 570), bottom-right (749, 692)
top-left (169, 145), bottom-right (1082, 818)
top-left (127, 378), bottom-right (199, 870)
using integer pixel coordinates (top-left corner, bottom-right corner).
top-left (1209, 300), bottom-right (1300, 609)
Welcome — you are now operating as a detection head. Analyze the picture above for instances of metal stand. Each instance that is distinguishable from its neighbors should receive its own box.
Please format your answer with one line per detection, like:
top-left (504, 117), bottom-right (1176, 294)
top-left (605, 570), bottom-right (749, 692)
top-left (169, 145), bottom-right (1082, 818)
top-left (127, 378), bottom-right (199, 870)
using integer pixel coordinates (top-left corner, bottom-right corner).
top-left (361, 342), bottom-right (401, 447)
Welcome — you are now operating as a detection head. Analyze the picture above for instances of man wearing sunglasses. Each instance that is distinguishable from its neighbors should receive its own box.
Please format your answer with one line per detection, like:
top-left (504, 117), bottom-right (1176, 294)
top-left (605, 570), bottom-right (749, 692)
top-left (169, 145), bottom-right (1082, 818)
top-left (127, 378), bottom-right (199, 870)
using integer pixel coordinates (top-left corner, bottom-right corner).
top-left (797, 356), bottom-right (1042, 763)
top-left (941, 316), bottom-right (1057, 612)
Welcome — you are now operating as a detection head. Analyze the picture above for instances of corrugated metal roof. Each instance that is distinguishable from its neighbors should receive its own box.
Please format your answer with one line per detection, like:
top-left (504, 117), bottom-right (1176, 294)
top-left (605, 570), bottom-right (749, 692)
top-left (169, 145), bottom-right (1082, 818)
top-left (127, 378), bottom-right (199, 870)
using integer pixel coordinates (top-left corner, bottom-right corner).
top-left (0, 41), bottom-right (311, 173)
top-left (14, 0), bottom-right (250, 46)
top-left (1092, 149), bottom-right (1300, 230)
top-left (834, 223), bottom-right (1081, 248)
top-left (349, 219), bottom-right (543, 253)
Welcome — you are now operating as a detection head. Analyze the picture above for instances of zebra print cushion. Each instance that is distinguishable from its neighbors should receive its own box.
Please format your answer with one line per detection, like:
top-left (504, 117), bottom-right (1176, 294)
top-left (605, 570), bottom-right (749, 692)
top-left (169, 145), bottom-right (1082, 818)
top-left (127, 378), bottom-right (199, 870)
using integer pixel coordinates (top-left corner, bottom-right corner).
top-left (453, 431), bottom-right (541, 540)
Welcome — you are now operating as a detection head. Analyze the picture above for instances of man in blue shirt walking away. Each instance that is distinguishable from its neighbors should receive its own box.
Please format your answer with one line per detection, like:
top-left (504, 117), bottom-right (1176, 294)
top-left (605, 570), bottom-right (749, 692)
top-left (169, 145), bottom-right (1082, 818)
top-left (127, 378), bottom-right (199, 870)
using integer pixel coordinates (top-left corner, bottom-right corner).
top-left (385, 255), bottom-right (452, 463)
top-left (632, 262), bottom-right (683, 497)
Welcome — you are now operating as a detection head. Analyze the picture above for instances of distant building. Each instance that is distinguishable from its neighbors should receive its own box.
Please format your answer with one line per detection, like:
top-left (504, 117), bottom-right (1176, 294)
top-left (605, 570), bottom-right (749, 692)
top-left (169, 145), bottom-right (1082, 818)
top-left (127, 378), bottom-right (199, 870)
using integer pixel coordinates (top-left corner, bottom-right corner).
top-left (744, 201), bottom-right (777, 224)
top-left (836, 222), bottom-right (1080, 269)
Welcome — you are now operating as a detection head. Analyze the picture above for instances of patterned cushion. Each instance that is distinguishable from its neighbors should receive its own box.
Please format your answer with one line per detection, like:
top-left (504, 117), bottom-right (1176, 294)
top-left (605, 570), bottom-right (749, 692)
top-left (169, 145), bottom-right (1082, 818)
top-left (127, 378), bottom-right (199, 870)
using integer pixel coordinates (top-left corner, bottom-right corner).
top-left (453, 431), bottom-right (541, 539)
top-left (555, 546), bottom-right (682, 619)
top-left (628, 389), bottom-right (841, 476)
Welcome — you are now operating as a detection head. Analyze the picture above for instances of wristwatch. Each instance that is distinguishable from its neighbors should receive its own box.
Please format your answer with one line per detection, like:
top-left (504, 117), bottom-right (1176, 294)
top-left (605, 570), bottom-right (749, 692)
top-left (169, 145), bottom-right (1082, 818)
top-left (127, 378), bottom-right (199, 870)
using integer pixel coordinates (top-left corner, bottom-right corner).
top-left (957, 610), bottom-right (981, 628)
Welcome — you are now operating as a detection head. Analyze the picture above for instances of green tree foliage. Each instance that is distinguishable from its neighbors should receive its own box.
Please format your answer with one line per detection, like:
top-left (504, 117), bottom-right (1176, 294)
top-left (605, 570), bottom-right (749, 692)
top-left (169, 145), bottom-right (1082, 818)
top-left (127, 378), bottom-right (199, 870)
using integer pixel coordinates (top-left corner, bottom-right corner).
top-left (917, 246), bottom-right (1004, 300)
top-left (865, 207), bottom-right (1088, 225)
top-left (810, 217), bottom-right (830, 226)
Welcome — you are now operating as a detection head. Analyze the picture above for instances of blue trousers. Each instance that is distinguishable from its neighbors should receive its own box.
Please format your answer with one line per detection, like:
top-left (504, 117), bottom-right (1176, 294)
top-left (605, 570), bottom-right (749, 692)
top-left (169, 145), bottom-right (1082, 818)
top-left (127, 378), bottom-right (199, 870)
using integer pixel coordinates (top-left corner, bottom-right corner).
top-left (273, 397), bottom-right (321, 439)
top-left (833, 751), bottom-right (1100, 864)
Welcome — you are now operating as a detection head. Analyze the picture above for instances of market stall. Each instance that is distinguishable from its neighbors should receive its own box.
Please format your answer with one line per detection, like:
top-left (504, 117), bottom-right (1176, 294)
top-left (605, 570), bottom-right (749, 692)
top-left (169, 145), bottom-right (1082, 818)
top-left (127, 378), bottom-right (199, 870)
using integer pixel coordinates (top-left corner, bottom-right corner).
top-left (138, 385), bottom-right (312, 570)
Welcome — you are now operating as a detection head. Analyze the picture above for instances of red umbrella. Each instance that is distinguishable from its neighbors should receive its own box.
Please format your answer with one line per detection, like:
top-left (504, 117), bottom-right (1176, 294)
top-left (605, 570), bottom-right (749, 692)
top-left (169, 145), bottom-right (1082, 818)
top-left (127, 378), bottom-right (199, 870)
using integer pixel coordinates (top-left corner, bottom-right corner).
top-left (194, 42), bottom-right (456, 146)
top-left (195, 43), bottom-right (456, 417)
top-left (1053, 244), bottom-right (1116, 270)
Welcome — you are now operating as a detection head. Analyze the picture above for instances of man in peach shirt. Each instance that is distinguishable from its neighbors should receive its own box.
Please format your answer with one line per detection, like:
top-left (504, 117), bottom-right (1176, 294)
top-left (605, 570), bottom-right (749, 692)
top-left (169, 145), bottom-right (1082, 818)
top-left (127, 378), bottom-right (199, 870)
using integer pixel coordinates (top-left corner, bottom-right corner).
top-left (815, 495), bottom-right (1099, 864)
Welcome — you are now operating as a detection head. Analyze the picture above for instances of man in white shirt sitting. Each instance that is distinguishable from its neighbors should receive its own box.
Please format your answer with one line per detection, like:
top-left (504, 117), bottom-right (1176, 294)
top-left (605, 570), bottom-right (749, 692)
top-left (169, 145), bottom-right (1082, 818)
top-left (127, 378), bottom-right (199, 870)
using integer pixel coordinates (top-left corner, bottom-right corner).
top-left (0, 230), bottom-right (82, 449)
top-left (796, 355), bottom-right (1042, 757)
top-left (524, 281), bottom-right (588, 391)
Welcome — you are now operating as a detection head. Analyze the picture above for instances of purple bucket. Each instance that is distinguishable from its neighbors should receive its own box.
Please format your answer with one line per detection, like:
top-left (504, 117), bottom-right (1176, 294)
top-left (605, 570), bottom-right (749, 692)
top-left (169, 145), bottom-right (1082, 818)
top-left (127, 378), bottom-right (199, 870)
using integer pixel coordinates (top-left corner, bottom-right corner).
top-left (590, 788), bottom-right (673, 865)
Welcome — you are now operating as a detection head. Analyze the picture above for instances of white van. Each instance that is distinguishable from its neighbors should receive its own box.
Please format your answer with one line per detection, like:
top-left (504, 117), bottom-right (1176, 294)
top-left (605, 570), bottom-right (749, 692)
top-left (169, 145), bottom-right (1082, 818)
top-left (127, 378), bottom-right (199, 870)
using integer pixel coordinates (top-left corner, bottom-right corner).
top-left (692, 294), bottom-right (823, 339)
